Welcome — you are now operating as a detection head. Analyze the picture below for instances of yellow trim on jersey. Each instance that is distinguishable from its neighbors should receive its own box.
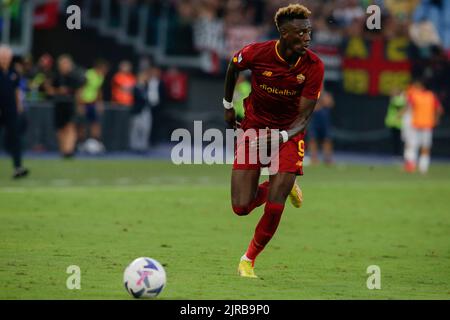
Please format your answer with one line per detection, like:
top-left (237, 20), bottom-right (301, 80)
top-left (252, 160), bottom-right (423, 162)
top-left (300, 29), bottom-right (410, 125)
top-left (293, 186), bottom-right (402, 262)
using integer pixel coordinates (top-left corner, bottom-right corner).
top-left (275, 40), bottom-right (301, 68)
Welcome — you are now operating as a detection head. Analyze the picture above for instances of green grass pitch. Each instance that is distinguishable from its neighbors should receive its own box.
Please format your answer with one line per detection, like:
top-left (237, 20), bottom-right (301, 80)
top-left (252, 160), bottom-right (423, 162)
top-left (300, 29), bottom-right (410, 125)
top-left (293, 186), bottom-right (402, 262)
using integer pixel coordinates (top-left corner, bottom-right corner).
top-left (0, 158), bottom-right (449, 299)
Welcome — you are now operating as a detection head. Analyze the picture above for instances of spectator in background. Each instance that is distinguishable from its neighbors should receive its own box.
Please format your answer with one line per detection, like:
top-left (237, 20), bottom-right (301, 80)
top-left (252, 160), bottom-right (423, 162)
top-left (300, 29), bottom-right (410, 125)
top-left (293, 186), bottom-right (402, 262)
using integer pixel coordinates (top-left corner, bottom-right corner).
top-left (332, 0), bottom-right (365, 27)
top-left (28, 53), bottom-right (54, 102)
top-left (77, 59), bottom-right (109, 154)
top-left (308, 89), bottom-right (335, 165)
top-left (12, 60), bottom-right (29, 144)
top-left (162, 66), bottom-right (188, 103)
top-left (46, 55), bottom-right (84, 158)
top-left (147, 66), bottom-right (165, 146)
top-left (129, 69), bottom-right (151, 153)
top-left (0, 44), bottom-right (29, 178)
top-left (403, 78), bottom-right (444, 174)
top-left (384, 88), bottom-right (407, 156)
top-left (111, 60), bottom-right (136, 107)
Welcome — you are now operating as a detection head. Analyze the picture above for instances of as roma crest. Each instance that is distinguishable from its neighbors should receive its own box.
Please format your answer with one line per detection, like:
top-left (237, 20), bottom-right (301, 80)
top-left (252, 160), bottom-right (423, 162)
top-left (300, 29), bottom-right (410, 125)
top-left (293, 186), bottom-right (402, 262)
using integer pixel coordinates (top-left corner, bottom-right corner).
top-left (296, 73), bottom-right (305, 84)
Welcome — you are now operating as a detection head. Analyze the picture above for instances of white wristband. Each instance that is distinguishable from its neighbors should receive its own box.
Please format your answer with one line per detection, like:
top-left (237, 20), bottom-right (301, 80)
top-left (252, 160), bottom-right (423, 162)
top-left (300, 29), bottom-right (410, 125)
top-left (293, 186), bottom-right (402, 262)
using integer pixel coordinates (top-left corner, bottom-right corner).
top-left (223, 98), bottom-right (234, 110)
top-left (280, 130), bottom-right (289, 143)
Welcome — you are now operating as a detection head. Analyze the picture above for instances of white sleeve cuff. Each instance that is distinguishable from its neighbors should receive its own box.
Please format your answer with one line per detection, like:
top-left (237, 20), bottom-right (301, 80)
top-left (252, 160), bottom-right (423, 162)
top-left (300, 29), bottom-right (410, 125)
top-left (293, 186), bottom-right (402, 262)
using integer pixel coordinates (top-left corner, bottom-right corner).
top-left (223, 98), bottom-right (234, 110)
top-left (280, 130), bottom-right (289, 143)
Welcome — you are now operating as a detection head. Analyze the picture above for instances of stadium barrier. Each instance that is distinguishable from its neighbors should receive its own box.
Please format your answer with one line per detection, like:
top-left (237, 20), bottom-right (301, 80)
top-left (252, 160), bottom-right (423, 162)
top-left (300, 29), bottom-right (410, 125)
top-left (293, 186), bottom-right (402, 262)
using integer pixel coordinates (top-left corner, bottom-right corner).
top-left (1, 76), bottom-right (449, 156)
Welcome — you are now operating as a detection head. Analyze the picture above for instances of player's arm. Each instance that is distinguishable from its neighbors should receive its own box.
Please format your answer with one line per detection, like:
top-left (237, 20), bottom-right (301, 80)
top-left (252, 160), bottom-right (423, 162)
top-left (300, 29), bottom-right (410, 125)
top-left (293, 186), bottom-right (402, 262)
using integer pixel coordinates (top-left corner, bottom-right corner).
top-left (252, 97), bottom-right (318, 148)
top-left (223, 59), bottom-right (241, 129)
top-left (281, 61), bottom-right (324, 143)
top-left (284, 60), bottom-right (325, 141)
top-left (14, 74), bottom-right (23, 114)
top-left (16, 88), bottom-right (24, 114)
top-left (223, 45), bottom-right (253, 129)
top-left (285, 97), bottom-right (317, 139)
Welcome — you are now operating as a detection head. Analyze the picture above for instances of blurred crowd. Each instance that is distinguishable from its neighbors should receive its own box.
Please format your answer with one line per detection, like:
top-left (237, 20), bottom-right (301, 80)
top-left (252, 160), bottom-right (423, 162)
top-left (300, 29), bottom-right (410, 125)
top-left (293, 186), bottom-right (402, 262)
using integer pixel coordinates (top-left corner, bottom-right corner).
top-left (167, 0), bottom-right (449, 54)
top-left (10, 50), bottom-right (189, 157)
top-left (166, 0), bottom-right (449, 99)
top-left (1, 0), bottom-right (448, 176)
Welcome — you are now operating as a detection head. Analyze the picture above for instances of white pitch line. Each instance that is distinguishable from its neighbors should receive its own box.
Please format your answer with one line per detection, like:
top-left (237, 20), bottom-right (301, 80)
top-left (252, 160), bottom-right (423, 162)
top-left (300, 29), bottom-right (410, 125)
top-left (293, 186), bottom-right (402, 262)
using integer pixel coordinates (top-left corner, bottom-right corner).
top-left (50, 179), bottom-right (73, 186)
top-left (85, 178), bottom-right (101, 186)
top-left (115, 177), bottom-right (132, 185)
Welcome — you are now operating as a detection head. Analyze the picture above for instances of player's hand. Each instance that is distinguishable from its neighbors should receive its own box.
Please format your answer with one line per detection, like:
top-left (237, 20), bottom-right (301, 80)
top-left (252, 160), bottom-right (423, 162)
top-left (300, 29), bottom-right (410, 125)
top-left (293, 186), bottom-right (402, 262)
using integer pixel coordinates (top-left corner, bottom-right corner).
top-left (224, 108), bottom-right (240, 129)
top-left (249, 127), bottom-right (283, 149)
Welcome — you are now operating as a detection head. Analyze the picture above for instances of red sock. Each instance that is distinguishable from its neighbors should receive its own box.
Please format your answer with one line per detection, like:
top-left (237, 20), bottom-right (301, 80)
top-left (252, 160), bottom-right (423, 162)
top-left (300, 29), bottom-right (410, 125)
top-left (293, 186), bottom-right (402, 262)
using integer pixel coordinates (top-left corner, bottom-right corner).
top-left (245, 201), bottom-right (284, 260)
top-left (232, 181), bottom-right (269, 216)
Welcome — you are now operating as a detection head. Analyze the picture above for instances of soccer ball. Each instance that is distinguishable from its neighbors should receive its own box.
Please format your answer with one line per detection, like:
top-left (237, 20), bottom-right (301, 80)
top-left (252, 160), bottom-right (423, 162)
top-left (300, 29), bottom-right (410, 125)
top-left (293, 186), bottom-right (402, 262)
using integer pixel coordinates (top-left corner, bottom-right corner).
top-left (81, 138), bottom-right (105, 155)
top-left (123, 257), bottom-right (166, 299)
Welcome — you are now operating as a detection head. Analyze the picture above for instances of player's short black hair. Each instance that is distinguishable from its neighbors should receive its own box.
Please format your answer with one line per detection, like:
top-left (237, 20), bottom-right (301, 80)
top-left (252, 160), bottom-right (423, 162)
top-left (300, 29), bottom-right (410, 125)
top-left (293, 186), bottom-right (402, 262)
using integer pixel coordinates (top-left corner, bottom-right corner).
top-left (274, 4), bottom-right (311, 31)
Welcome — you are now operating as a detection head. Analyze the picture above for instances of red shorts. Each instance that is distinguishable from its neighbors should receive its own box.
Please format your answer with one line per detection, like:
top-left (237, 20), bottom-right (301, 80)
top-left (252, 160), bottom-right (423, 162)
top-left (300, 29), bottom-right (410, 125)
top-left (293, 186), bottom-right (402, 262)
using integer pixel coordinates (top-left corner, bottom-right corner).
top-left (232, 120), bottom-right (305, 175)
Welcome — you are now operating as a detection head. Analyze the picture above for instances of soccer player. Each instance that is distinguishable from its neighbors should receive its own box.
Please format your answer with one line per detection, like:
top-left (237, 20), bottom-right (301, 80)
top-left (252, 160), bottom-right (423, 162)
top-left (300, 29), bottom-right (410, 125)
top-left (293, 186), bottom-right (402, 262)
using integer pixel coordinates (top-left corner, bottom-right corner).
top-left (0, 44), bottom-right (29, 179)
top-left (403, 78), bottom-right (443, 174)
top-left (46, 55), bottom-right (84, 158)
top-left (223, 4), bottom-right (324, 278)
top-left (77, 59), bottom-right (109, 152)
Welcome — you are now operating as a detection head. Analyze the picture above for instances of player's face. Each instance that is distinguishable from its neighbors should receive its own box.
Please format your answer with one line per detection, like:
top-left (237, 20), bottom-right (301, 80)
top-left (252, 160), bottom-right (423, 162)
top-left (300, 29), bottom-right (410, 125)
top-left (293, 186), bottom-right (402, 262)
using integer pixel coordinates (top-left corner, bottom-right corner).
top-left (0, 49), bottom-right (13, 69)
top-left (282, 19), bottom-right (312, 55)
top-left (58, 58), bottom-right (73, 75)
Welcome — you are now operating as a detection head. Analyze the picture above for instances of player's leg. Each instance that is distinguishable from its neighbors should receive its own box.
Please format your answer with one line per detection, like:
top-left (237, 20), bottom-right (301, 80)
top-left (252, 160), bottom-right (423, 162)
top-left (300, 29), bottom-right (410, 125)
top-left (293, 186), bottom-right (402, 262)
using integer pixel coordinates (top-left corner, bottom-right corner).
top-left (62, 122), bottom-right (77, 157)
top-left (89, 104), bottom-right (102, 141)
top-left (308, 137), bottom-right (319, 165)
top-left (4, 114), bottom-right (28, 178)
top-left (238, 131), bottom-right (307, 277)
top-left (323, 138), bottom-right (333, 164)
top-left (404, 128), bottom-right (418, 172)
top-left (76, 104), bottom-right (87, 146)
top-left (322, 111), bottom-right (334, 164)
top-left (418, 129), bottom-right (432, 174)
top-left (246, 172), bottom-right (295, 258)
top-left (418, 147), bottom-right (430, 174)
top-left (141, 109), bottom-right (151, 150)
top-left (231, 169), bottom-right (269, 216)
top-left (238, 172), bottom-right (296, 278)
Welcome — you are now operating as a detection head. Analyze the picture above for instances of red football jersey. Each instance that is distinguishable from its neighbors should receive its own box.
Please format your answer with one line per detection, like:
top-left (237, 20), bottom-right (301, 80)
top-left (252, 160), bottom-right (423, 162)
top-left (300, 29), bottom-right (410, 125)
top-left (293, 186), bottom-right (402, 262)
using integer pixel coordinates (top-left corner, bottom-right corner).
top-left (232, 40), bottom-right (324, 130)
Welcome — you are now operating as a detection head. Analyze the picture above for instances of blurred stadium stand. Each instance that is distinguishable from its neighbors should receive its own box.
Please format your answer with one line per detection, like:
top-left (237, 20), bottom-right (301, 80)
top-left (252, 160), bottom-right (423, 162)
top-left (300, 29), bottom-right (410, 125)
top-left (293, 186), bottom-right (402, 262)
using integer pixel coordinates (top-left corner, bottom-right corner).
top-left (1, 0), bottom-right (449, 155)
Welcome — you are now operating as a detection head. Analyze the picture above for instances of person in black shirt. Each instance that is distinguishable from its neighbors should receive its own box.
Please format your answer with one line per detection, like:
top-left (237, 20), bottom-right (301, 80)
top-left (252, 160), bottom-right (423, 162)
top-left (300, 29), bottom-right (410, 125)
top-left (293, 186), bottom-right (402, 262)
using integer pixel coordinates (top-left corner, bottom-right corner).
top-left (0, 45), bottom-right (29, 179)
top-left (46, 55), bottom-right (84, 158)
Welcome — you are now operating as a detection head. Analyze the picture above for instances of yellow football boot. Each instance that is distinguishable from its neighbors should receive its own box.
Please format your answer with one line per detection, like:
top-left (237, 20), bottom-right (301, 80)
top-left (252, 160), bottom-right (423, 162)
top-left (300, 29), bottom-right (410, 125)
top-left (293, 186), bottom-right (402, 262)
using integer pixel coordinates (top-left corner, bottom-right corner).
top-left (289, 181), bottom-right (303, 208)
top-left (238, 260), bottom-right (258, 278)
